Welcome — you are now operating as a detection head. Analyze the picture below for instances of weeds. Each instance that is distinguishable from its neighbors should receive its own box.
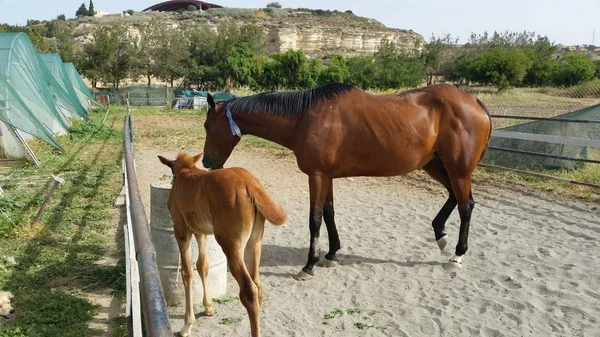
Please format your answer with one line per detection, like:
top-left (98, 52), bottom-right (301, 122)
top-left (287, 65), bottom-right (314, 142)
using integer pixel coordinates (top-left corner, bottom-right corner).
top-left (213, 296), bottom-right (239, 304)
top-left (219, 317), bottom-right (241, 325)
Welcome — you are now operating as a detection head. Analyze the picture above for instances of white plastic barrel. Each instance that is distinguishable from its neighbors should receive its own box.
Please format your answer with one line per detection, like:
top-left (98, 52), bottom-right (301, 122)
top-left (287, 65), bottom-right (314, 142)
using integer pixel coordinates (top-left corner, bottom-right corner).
top-left (150, 181), bottom-right (228, 306)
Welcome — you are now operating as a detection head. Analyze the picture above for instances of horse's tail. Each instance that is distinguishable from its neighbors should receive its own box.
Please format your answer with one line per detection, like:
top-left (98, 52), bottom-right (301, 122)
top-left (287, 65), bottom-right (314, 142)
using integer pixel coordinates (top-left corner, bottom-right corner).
top-left (476, 98), bottom-right (493, 162)
top-left (249, 184), bottom-right (287, 226)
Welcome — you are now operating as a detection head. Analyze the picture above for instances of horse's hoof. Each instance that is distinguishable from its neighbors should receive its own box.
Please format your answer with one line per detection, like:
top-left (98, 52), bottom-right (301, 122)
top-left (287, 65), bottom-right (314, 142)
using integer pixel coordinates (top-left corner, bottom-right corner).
top-left (437, 235), bottom-right (448, 250)
top-left (318, 259), bottom-right (337, 268)
top-left (204, 306), bottom-right (216, 317)
top-left (444, 255), bottom-right (463, 270)
top-left (180, 324), bottom-right (193, 337)
top-left (294, 270), bottom-right (313, 281)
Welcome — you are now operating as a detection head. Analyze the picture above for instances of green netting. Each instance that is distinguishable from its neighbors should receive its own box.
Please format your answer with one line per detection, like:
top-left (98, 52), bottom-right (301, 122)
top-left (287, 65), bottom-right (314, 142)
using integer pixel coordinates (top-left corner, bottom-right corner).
top-left (63, 62), bottom-right (98, 109)
top-left (0, 32), bottom-right (66, 150)
top-left (40, 53), bottom-right (88, 120)
top-left (484, 104), bottom-right (600, 170)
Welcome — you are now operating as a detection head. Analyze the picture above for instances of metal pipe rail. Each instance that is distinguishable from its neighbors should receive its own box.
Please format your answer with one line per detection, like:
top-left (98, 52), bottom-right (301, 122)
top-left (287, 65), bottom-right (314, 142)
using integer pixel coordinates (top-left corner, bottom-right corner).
top-left (123, 104), bottom-right (173, 336)
top-left (490, 114), bottom-right (600, 124)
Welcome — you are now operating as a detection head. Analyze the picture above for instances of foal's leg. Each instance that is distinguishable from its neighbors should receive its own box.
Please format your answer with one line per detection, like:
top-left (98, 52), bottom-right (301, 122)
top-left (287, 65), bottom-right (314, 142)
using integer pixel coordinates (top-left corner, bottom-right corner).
top-left (195, 234), bottom-right (215, 316)
top-left (296, 173), bottom-right (331, 281)
top-left (218, 237), bottom-right (261, 337)
top-left (175, 226), bottom-right (195, 337)
top-left (245, 212), bottom-right (265, 305)
top-left (322, 183), bottom-right (341, 267)
top-left (422, 159), bottom-right (457, 250)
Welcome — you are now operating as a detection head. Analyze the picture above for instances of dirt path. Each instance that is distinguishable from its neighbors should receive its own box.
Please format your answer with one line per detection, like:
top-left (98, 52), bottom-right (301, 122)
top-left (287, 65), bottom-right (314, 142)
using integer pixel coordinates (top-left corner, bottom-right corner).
top-left (135, 146), bottom-right (600, 337)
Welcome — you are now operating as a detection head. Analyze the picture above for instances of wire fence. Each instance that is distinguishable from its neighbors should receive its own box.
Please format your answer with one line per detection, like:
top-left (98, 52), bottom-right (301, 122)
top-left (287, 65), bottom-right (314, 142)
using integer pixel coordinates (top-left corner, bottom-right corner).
top-left (97, 85), bottom-right (175, 106)
top-left (459, 82), bottom-right (600, 187)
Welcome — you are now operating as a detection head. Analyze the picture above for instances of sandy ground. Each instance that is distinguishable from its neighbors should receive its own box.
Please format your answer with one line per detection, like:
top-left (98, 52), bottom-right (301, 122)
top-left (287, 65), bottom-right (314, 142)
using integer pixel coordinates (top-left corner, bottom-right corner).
top-left (134, 146), bottom-right (600, 337)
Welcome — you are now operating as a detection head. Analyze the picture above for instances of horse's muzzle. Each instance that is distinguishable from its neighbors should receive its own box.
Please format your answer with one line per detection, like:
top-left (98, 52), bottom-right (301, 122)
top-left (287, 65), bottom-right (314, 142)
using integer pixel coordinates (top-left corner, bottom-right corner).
top-left (202, 156), bottom-right (213, 169)
top-left (202, 156), bottom-right (222, 170)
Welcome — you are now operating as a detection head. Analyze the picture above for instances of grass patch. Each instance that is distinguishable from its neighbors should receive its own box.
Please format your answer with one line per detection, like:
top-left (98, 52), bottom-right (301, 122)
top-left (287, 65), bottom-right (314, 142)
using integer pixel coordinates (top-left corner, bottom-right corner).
top-left (219, 317), bottom-right (241, 325)
top-left (323, 308), bottom-right (343, 320)
top-left (212, 296), bottom-right (238, 304)
top-left (0, 109), bottom-right (126, 336)
top-left (346, 307), bottom-right (361, 315)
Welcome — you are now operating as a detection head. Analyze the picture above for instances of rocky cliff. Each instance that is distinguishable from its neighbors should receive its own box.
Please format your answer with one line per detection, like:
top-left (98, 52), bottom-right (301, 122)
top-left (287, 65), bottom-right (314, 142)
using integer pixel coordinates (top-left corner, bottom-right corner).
top-left (73, 7), bottom-right (424, 57)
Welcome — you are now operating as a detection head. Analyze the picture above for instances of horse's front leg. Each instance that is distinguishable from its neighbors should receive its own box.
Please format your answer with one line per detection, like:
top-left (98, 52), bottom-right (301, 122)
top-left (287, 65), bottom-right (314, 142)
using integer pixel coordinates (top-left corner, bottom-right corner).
top-left (295, 173), bottom-right (331, 281)
top-left (321, 183), bottom-right (340, 267)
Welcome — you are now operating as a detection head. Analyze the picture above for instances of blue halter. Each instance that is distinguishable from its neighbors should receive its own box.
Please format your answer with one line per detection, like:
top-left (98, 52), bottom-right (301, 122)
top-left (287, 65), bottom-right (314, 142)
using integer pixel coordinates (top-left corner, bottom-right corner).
top-left (226, 105), bottom-right (242, 137)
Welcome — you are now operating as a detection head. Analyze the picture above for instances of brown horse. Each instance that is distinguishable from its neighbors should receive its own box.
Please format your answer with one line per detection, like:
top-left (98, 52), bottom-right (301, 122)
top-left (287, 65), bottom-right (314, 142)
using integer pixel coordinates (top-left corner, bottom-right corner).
top-left (201, 83), bottom-right (492, 280)
top-left (158, 152), bottom-right (286, 337)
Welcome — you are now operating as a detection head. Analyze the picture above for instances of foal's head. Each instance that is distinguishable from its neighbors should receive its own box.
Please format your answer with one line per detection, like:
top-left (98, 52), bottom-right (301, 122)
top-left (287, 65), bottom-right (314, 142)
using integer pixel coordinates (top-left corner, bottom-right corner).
top-left (202, 94), bottom-right (241, 170)
top-left (158, 152), bottom-right (204, 178)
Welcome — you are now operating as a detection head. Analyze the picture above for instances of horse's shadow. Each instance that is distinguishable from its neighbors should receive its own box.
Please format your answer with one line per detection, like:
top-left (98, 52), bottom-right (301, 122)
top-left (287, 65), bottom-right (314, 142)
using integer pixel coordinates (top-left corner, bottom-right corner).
top-left (258, 244), bottom-right (444, 278)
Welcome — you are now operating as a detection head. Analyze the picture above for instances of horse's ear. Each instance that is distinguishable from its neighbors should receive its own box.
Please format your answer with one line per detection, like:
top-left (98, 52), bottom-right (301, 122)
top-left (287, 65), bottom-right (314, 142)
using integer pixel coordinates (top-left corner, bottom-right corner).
top-left (157, 155), bottom-right (173, 167)
top-left (192, 152), bottom-right (203, 163)
top-left (207, 94), bottom-right (216, 109)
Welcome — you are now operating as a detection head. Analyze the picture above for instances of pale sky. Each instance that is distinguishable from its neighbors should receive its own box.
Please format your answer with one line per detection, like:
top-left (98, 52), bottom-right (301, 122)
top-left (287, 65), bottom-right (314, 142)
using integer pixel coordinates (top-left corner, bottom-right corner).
top-left (0, 0), bottom-right (598, 46)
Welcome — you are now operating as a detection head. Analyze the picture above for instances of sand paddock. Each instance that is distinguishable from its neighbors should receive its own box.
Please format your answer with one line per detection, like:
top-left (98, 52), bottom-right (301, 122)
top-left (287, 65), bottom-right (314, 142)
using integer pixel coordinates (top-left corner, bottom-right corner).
top-left (135, 146), bottom-right (599, 337)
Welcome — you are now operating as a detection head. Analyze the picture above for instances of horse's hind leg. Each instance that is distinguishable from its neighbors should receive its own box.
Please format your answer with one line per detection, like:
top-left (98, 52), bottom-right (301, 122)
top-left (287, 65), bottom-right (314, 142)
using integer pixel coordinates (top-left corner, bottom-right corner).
top-left (445, 173), bottom-right (475, 269)
top-left (218, 237), bottom-right (261, 337)
top-left (422, 159), bottom-right (457, 250)
top-left (245, 212), bottom-right (265, 305)
top-left (195, 234), bottom-right (215, 316)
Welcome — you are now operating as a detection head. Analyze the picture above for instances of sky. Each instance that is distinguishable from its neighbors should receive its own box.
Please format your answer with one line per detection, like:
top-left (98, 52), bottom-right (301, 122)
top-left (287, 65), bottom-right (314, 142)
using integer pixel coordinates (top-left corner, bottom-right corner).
top-left (0, 0), bottom-right (599, 46)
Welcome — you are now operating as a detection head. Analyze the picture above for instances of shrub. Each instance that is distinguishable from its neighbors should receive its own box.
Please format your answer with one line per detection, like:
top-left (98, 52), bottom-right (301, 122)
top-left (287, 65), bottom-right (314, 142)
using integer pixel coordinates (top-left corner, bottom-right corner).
top-left (266, 2), bottom-right (282, 8)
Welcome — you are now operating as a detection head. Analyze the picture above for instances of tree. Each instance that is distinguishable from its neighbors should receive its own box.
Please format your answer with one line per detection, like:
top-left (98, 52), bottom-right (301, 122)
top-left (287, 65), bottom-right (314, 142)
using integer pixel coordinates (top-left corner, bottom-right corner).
top-left (469, 47), bottom-right (532, 89)
top-left (551, 54), bottom-right (595, 86)
top-left (76, 3), bottom-right (88, 17)
top-left (372, 38), bottom-right (427, 89)
top-left (81, 23), bottom-right (137, 88)
top-left (347, 56), bottom-right (377, 89)
top-left (49, 20), bottom-right (75, 62)
top-left (27, 28), bottom-right (53, 53)
top-left (266, 2), bottom-right (282, 8)
top-left (421, 34), bottom-right (457, 85)
top-left (257, 49), bottom-right (314, 90)
top-left (56, 14), bottom-right (66, 21)
top-left (318, 55), bottom-right (350, 84)
top-left (88, 0), bottom-right (96, 16)
top-left (135, 20), bottom-right (161, 87)
top-left (225, 44), bottom-right (260, 88)
top-left (523, 36), bottom-right (558, 87)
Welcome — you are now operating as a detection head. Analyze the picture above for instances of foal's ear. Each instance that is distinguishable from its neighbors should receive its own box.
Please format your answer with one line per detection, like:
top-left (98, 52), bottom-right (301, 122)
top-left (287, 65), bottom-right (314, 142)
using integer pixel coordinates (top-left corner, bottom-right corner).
top-left (192, 152), bottom-right (203, 163)
top-left (157, 155), bottom-right (173, 167)
top-left (207, 94), bottom-right (216, 109)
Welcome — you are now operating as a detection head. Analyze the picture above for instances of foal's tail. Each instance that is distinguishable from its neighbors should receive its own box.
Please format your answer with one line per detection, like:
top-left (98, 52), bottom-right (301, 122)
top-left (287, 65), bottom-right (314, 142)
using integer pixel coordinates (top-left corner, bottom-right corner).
top-left (249, 184), bottom-right (287, 226)
top-left (476, 98), bottom-right (493, 162)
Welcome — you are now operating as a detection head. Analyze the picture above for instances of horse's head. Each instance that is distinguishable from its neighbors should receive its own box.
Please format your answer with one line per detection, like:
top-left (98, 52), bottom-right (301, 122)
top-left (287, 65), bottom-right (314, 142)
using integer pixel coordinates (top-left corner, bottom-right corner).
top-left (158, 152), bottom-right (203, 177)
top-left (202, 94), bottom-right (241, 170)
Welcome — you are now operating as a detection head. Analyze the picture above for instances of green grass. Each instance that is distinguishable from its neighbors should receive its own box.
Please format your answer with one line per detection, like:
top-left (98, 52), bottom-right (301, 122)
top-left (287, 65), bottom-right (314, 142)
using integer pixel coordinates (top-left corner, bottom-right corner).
top-left (323, 309), bottom-right (343, 320)
top-left (0, 110), bottom-right (126, 337)
top-left (218, 317), bottom-right (241, 325)
top-left (212, 296), bottom-right (239, 304)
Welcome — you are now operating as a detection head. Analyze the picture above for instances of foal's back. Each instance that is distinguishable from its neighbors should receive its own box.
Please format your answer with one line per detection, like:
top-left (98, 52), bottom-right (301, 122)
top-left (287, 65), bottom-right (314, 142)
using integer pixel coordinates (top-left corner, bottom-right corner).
top-left (171, 167), bottom-right (276, 235)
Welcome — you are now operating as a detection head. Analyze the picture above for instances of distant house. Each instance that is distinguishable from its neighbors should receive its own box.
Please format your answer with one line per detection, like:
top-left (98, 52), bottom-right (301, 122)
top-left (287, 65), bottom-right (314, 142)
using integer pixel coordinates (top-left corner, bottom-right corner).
top-left (94, 11), bottom-right (111, 18)
top-left (143, 0), bottom-right (223, 12)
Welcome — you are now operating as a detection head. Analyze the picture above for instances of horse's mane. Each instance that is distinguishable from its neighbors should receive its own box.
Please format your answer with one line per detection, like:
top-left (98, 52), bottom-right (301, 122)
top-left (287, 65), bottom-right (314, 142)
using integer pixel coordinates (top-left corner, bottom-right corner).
top-left (176, 151), bottom-right (198, 168)
top-left (227, 82), bottom-right (356, 117)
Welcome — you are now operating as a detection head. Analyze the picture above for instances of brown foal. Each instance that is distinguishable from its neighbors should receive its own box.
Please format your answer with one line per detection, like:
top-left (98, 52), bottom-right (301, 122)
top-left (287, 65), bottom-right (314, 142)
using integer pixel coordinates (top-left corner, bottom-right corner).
top-left (158, 152), bottom-right (286, 337)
